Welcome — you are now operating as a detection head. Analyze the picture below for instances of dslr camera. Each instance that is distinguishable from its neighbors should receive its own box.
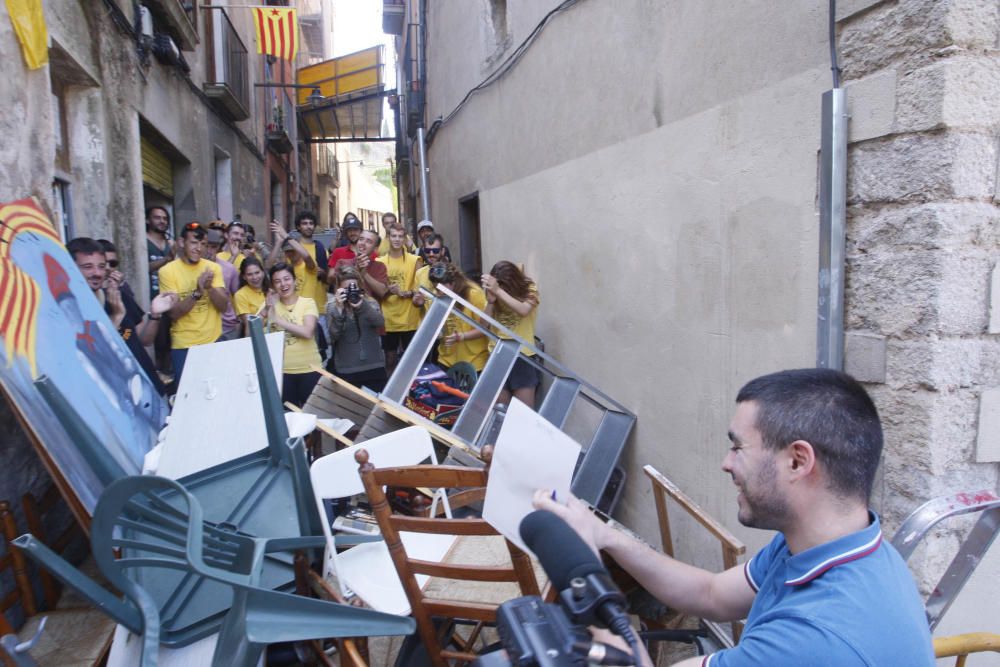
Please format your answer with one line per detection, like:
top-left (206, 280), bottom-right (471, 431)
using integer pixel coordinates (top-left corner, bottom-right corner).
top-left (346, 282), bottom-right (364, 306)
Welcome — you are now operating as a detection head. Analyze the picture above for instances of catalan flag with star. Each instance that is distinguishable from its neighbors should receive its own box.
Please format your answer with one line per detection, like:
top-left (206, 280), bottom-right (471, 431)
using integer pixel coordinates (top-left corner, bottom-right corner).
top-left (0, 198), bottom-right (62, 377)
top-left (253, 6), bottom-right (299, 62)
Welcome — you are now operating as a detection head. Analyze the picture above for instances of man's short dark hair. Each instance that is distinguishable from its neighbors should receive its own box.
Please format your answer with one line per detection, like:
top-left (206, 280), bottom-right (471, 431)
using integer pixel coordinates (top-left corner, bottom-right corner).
top-left (381, 212), bottom-right (397, 224)
top-left (294, 211), bottom-right (317, 228)
top-left (736, 368), bottom-right (882, 503)
top-left (96, 239), bottom-right (117, 254)
top-left (145, 206), bottom-right (170, 222)
top-left (423, 233), bottom-right (444, 247)
top-left (66, 237), bottom-right (104, 260)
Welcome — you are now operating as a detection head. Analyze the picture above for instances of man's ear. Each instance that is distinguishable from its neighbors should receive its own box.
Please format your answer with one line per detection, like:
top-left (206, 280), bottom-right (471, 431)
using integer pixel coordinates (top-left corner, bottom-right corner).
top-left (787, 440), bottom-right (816, 478)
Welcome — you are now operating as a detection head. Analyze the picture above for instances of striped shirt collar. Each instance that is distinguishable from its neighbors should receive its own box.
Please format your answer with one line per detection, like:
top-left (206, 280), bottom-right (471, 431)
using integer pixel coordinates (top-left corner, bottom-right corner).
top-left (782, 510), bottom-right (883, 586)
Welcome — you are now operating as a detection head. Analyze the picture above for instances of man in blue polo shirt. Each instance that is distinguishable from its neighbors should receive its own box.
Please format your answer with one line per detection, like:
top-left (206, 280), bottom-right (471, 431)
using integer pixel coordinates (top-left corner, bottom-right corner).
top-left (534, 368), bottom-right (934, 666)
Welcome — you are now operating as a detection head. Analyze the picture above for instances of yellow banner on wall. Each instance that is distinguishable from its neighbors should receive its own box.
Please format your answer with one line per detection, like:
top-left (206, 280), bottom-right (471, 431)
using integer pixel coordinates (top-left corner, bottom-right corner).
top-left (6, 0), bottom-right (49, 69)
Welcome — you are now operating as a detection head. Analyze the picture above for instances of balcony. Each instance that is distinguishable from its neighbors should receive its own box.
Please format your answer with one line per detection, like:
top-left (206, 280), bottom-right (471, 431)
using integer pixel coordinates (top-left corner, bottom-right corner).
top-left (145, 0), bottom-right (198, 51)
top-left (203, 9), bottom-right (250, 121)
top-left (383, 0), bottom-right (405, 35)
top-left (265, 90), bottom-right (296, 154)
top-left (317, 149), bottom-right (338, 185)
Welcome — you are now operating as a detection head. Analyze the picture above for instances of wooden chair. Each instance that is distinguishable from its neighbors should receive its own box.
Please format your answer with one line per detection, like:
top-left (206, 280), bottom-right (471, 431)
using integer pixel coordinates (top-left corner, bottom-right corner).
top-left (1, 497), bottom-right (114, 667)
top-left (644, 465), bottom-right (746, 645)
top-left (356, 446), bottom-right (543, 666)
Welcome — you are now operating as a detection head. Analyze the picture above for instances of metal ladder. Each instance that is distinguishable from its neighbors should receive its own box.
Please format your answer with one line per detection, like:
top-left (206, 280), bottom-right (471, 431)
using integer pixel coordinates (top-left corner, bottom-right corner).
top-left (890, 489), bottom-right (1000, 630)
top-left (377, 284), bottom-right (636, 510)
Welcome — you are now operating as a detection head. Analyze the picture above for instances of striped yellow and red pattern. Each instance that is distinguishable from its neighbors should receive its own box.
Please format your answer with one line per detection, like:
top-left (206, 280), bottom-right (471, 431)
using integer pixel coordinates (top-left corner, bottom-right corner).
top-left (0, 198), bottom-right (61, 377)
top-left (252, 6), bottom-right (298, 62)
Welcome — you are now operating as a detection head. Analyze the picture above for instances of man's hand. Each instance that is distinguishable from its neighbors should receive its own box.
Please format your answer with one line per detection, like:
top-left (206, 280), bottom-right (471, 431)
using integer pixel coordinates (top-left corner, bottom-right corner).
top-left (412, 292), bottom-right (425, 307)
top-left (105, 284), bottom-right (126, 328)
top-left (151, 292), bottom-right (177, 315)
top-left (270, 220), bottom-right (287, 242)
top-left (356, 253), bottom-right (371, 271)
top-left (107, 269), bottom-right (125, 288)
top-left (198, 269), bottom-right (215, 290)
top-left (531, 490), bottom-right (612, 557)
top-left (387, 283), bottom-right (403, 297)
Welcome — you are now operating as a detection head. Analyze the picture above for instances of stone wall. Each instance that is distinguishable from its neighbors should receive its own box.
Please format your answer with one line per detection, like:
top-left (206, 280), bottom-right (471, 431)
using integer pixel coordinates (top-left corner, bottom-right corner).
top-left (838, 0), bottom-right (1000, 641)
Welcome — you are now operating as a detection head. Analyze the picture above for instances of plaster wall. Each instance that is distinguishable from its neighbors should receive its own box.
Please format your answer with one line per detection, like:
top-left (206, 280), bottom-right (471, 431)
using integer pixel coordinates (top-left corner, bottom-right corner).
top-left (420, 0), bottom-right (830, 563)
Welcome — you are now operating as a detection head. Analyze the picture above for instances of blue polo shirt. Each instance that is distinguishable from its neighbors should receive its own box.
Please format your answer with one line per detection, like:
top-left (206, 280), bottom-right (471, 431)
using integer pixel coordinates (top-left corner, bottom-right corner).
top-left (705, 512), bottom-right (934, 666)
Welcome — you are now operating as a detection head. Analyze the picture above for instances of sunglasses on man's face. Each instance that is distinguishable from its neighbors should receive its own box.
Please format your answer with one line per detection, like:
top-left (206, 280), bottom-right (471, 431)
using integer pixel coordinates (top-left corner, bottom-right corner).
top-left (425, 247), bottom-right (442, 255)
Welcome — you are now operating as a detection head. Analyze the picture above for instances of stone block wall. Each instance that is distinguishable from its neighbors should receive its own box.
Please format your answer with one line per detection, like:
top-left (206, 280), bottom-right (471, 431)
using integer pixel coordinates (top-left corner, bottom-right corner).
top-left (838, 0), bottom-right (1000, 598)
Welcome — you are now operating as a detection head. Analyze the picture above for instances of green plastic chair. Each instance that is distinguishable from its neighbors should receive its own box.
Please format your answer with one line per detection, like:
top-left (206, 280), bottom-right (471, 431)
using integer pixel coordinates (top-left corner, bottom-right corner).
top-left (14, 474), bottom-right (414, 666)
top-left (446, 361), bottom-right (478, 394)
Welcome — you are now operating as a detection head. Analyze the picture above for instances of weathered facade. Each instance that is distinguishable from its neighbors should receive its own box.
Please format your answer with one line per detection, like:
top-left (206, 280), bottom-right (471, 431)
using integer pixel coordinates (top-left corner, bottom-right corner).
top-left (0, 0), bottom-right (324, 532)
top-left (392, 0), bottom-right (1000, 640)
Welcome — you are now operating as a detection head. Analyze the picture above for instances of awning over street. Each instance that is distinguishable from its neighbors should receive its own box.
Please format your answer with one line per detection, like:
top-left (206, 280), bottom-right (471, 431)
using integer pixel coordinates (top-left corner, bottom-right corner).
top-left (296, 46), bottom-right (391, 142)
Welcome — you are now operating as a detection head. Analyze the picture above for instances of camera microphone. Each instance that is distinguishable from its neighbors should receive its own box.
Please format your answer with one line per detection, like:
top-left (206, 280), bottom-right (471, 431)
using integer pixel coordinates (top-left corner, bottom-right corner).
top-left (519, 511), bottom-right (637, 654)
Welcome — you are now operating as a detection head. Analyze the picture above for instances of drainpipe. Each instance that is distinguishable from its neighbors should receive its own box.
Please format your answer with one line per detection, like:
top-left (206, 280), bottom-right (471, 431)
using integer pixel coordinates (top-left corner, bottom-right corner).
top-left (817, 1), bottom-right (847, 370)
top-left (415, 124), bottom-right (431, 221)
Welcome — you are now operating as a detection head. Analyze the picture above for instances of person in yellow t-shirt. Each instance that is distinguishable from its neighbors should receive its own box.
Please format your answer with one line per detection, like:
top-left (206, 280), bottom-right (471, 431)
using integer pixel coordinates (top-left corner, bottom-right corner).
top-left (376, 222), bottom-right (421, 375)
top-left (291, 211), bottom-right (329, 305)
top-left (411, 235), bottom-right (447, 322)
top-left (217, 220), bottom-right (260, 269)
top-left (267, 220), bottom-right (323, 299)
top-left (157, 222), bottom-right (228, 382)
top-left (377, 211), bottom-right (417, 257)
top-left (426, 262), bottom-right (489, 372)
top-left (482, 260), bottom-right (541, 407)
top-left (233, 256), bottom-right (268, 336)
top-left (266, 262), bottom-right (321, 407)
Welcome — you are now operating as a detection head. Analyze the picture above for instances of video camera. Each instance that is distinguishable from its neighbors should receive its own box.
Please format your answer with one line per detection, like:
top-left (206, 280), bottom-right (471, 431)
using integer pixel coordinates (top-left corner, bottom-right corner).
top-left (472, 511), bottom-right (641, 667)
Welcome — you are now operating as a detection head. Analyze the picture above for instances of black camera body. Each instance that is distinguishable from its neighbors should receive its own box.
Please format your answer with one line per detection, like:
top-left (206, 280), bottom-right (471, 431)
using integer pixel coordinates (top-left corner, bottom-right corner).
top-left (346, 282), bottom-right (363, 305)
top-left (479, 596), bottom-right (592, 667)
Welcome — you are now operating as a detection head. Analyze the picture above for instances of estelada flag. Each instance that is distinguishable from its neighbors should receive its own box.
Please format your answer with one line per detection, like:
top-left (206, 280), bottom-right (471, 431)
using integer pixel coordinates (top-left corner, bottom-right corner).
top-left (252, 6), bottom-right (298, 62)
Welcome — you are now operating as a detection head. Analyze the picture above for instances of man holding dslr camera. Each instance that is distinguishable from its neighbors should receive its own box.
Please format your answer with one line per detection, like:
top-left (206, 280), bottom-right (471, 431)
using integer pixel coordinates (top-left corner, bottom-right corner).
top-left (532, 368), bottom-right (934, 666)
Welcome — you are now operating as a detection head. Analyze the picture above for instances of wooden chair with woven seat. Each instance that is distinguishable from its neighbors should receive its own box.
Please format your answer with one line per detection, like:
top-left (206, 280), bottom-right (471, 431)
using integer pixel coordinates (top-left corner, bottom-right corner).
top-left (355, 445), bottom-right (544, 666)
top-left (1, 497), bottom-right (114, 667)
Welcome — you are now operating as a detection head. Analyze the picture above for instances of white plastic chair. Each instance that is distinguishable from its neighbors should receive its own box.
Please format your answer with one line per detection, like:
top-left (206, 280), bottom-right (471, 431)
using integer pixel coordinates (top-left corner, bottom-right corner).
top-left (309, 427), bottom-right (455, 615)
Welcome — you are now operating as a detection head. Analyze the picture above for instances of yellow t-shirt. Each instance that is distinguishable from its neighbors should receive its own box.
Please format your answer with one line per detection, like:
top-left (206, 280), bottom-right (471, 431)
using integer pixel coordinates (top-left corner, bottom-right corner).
top-left (273, 296), bottom-right (321, 374)
top-left (298, 240), bottom-right (329, 306)
top-left (438, 284), bottom-right (490, 371)
top-left (158, 259), bottom-right (225, 348)
top-left (291, 256), bottom-right (324, 312)
top-left (377, 252), bottom-right (421, 332)
top-left (490, 283), bottom-right (540, 356)
top-left (218, 250), bottom-right (261, 270)
top-left (378, 234), bottom-right (418, 257)
top-left (233, 285), bottom-right (265, 317)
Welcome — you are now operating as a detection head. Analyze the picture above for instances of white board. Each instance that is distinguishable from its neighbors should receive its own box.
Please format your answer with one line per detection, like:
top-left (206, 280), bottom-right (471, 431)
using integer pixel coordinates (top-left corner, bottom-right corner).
top-left (482, 398), bottom-right (581, 555)
top-left (152, 333), bottom-right (284, 479)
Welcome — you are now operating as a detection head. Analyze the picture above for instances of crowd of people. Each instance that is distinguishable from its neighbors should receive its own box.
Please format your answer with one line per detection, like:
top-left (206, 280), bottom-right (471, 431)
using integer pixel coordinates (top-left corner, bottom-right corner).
top-left (67, 207), bottom-right (541, 409)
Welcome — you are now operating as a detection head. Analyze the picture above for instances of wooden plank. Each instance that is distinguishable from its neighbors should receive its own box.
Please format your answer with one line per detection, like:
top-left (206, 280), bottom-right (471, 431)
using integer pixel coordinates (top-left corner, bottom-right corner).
top-left (283, 401), bottom-right (353, 448)
top-left (642, 465), bottom-right (744, 555)
top-left (312, 366), bottom-right (477, 456)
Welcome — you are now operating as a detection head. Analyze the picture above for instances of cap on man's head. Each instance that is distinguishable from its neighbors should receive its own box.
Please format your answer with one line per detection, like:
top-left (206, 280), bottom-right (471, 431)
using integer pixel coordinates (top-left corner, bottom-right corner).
top-left (417, 219), bottom-right (434, 231)
top-left (205, 228), bottom-right (224, 245)
top-left (343, 216), bottom-right (362, 230)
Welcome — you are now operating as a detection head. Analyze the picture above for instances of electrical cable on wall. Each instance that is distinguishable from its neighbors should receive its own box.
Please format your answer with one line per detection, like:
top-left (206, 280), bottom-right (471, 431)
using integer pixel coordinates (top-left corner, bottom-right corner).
top-left (426, 0), bottom-right (584, 145)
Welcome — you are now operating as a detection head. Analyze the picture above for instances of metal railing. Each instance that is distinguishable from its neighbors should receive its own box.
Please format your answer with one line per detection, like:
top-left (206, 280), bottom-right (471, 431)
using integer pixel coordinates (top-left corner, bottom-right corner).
top-left (213, 10), bottom-right (250, 112)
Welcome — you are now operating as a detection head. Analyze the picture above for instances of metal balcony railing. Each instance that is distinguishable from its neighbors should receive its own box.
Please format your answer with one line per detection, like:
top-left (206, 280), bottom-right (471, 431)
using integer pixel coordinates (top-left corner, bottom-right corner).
top-left (204, 9), bottom-right (250, 120)
top-left (265, 90), bottom-right (296, 153)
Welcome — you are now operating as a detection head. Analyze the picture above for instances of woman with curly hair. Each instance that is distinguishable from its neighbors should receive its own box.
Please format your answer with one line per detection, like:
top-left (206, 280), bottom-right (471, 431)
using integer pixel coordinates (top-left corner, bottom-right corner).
top-left (482, 260), bottom-right (541, 407)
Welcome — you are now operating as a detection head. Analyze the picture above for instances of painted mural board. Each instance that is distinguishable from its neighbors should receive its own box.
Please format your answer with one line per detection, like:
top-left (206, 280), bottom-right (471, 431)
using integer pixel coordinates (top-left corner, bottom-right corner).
top-left (0, 198), bottom-right (168, 515)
